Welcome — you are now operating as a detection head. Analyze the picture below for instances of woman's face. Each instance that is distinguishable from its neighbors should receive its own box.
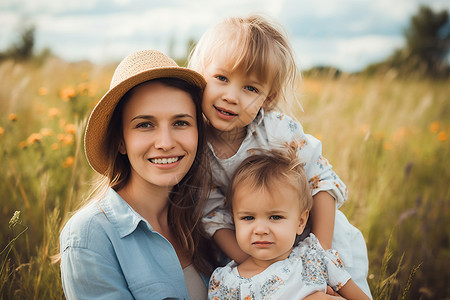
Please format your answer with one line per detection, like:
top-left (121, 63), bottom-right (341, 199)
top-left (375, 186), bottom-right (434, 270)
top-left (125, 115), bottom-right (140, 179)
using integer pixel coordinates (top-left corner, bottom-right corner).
top-left (120, 81), bottom-right (198, 189)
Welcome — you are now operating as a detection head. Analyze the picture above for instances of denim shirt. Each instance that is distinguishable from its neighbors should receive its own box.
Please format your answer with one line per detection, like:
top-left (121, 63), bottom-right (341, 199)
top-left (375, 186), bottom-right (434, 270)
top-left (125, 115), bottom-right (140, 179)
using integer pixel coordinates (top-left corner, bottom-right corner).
top-left (60, 188), bottom-right (194, 300)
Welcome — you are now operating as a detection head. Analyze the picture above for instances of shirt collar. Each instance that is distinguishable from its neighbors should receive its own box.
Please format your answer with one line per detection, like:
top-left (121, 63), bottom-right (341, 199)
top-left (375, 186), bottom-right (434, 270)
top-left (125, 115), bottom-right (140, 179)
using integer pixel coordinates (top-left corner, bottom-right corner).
top-left (98, 188), bottom-right (153, 238)
top-left (247, 108), bottom-right (265, 135)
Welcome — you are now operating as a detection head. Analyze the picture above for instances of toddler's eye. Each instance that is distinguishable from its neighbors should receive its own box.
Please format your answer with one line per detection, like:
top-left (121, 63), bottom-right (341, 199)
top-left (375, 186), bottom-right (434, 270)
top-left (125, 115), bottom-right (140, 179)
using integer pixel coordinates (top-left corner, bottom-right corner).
top-left (245, 86), bottom-right (258, 93)
top-left (270, 215), bottom-right (283, 220)
top-left (242, 216), bottom-right (254, 221)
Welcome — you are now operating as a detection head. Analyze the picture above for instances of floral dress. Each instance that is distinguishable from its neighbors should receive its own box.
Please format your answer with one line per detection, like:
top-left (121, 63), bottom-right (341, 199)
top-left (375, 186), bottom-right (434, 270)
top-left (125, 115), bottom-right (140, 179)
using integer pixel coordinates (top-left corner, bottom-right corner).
top-left (208, 234), bottom-right (351, 300)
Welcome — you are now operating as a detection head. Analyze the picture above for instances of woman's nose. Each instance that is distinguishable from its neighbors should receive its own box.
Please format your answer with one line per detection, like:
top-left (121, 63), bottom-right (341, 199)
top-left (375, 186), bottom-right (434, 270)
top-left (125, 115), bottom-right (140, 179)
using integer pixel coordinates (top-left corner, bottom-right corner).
top-left (154, 127), bottom-right (175, 150)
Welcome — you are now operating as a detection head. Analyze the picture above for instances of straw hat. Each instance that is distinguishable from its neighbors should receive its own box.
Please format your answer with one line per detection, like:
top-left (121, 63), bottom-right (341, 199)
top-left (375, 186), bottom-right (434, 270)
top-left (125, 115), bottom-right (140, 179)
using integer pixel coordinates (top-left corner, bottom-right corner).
top-left (84, 49), bottom-right (206, 175)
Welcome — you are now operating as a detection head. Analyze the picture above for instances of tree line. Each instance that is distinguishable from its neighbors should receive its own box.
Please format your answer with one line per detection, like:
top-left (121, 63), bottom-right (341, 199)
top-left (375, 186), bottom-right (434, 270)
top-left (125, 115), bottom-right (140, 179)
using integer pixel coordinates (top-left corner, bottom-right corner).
top-left (1, 5), bottom-right (449, 77)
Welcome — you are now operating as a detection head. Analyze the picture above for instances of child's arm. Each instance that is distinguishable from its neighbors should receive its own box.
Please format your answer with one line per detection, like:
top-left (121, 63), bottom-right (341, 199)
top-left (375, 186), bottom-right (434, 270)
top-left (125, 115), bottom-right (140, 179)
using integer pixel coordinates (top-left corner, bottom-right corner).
top-left (303, 292), bottom-right (344, 299)
top-left (311, 191), bottom-right (336, 249)
top-left (213, 228), bottom-right (249, 263)
top-left (337, 279), bottom-right (371, 300)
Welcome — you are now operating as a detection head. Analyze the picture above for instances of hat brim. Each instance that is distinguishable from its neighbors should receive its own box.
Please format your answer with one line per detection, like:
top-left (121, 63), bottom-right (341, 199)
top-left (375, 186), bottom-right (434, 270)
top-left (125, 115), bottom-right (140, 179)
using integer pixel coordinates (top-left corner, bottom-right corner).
top-left (85, 66), bottom-right (206, 175)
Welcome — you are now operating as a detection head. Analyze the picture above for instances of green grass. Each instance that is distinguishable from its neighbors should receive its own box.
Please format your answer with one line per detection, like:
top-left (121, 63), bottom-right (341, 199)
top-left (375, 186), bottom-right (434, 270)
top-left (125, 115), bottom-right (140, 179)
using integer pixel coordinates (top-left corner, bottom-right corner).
top-left (0, 59), bottom-right (449, 299)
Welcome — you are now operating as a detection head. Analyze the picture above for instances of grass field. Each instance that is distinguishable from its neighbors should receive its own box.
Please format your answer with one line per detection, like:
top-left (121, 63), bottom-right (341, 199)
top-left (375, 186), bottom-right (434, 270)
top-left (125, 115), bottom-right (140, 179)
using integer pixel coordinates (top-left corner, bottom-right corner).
top-left (0, 57), bottom-right (449, 299)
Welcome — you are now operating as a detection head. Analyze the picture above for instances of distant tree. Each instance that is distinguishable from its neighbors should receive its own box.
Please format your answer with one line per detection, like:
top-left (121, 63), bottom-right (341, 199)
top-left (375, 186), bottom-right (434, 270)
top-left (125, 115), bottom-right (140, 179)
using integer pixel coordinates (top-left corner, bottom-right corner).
top-left (0, 22), bottom-right (36, 61)
top-left (14, 24), bottom-right (36, 60)
top-left (363, 5), bottom-right (450, 77)
top-left (405, 5), bottom-right (450, 76)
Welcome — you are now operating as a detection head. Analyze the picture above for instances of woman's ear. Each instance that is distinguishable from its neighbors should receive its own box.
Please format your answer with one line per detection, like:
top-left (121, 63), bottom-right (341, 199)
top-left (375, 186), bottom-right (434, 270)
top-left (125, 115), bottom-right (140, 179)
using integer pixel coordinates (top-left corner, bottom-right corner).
top-left (118, 140), bottom-right (127, 155)
top-left (296, 210), bottom-right (310, 235)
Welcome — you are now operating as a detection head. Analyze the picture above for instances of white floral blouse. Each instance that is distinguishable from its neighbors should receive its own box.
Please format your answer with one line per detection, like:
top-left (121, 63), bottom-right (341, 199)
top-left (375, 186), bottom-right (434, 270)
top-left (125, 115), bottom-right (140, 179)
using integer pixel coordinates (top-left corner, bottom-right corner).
top-left (208, 234), bottom-right (351, 300)
top-left (203, 109), bottom-right (348, 237)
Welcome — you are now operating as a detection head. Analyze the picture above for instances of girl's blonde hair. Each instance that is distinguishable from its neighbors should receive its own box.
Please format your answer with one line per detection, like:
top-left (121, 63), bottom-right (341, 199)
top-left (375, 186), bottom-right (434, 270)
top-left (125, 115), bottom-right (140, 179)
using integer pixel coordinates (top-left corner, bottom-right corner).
top-left (189, 14), bottom-right (300, 113)
top-left (227, 143), bottom-right (313, 213)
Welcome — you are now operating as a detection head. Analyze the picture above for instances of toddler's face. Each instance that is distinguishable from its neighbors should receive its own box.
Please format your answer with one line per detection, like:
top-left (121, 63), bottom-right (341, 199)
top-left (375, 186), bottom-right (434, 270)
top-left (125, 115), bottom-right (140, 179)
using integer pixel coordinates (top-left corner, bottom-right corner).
top-left (201, 56), bottom-right (271, 133)
top-left (232, 179), bottom-right (308, 267)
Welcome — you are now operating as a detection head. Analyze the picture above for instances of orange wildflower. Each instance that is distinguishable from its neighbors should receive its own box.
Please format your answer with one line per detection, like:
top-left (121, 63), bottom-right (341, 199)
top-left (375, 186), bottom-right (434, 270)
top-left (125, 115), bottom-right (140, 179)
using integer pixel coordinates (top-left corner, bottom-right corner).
top-left (57, 133), bottom-right (66, 141)
top-left (27, 133), bottom-right (42, 144)
top-left (62, 134), bottom-right (74, 145)
top-left (48, 107), bottom-right (61, 118)
top-left (65, 123), bottom-right (77, 134)
top-left (429, 121), bottom-right (439, 133)
top-left (9, 113), bottom-right (18, 122)
top-left (38, 87), bottom-right (48, 96)
top-left (51, 143), bottom-right (59, 150)
top-left (0, 126), bottom-right (4, 136)
top-left (392, 127), bottom-right (408, 141)
top-left (383, 142), bottom-right (393, 150)
top-left (19, 141), bottom-right (28, 149)
top-left (437, 131), bottom-right (447, 141)
top-left (62, 156), bottom-right (75, 168)
top-left (40, 128), bottom-right (53, 136)
top-left (77, 82), bottom-right (90, 95)
top-left (60, 87), bottom-right (76, 101)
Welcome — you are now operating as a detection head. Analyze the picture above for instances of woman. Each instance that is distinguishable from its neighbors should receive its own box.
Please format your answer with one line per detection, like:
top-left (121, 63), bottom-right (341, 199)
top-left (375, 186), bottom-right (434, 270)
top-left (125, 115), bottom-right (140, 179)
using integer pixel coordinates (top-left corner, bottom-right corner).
top-left (60, 49), bottom-right (215, 299)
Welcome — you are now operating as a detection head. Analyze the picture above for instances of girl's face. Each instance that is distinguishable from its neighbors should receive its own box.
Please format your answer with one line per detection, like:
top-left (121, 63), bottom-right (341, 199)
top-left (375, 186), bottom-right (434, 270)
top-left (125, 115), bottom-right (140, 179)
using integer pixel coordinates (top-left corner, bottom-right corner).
top-left (232, 179), bottom-right (308, 268)
top-left (201, 56), bottom-right (271, 133)
top-left (120, 81), bottom-right (198, 190)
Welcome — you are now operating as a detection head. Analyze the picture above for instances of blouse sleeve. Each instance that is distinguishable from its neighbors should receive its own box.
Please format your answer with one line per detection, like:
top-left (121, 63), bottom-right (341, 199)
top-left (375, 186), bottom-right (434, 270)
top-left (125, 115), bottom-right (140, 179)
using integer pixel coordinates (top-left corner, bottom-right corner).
top-left (297, 234), bottom-right (352, 292)
top-left (265, 112), bottom-right (348, 207)
top-left (61, 246), bottom-right (134, 300)
top-left (201, 187), bottom-right (235, 237)
top-left (323, 248), bottom-right (352, 292)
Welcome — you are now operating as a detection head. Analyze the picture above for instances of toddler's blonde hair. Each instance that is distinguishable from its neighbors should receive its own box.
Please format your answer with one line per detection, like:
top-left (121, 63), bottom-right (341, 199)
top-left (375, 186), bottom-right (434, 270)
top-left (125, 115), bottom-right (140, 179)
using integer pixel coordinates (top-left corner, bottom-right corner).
top-left (189, 14), bottom-right (300, 112)
top-left (227, 144), bottom-right (313, 213)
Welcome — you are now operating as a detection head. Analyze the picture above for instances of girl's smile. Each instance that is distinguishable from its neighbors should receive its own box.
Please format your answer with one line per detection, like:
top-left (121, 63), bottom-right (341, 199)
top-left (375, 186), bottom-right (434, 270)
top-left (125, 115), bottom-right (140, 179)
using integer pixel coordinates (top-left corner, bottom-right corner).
top-left (201, 61), bottom-right (270, 134)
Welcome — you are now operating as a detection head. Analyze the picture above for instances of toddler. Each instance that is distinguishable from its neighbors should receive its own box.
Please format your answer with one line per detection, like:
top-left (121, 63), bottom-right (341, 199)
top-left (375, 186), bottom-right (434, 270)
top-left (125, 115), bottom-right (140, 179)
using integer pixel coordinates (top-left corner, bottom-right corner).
top-left (208, 147), bottom-right (370, 299)
top-left (189, 14), bottom-right (371, 297)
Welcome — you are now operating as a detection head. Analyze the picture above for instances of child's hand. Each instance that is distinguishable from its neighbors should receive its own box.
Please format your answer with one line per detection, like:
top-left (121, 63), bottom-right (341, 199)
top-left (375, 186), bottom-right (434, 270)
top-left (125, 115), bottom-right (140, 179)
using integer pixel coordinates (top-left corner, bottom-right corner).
top-left (326, 286), bottom-right (340, 296)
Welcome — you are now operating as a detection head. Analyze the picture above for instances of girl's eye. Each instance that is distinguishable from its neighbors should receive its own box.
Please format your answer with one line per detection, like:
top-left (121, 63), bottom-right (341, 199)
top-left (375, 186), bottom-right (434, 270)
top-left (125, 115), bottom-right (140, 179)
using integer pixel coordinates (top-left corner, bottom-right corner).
top-left (242, 216), bottom-right (254, 221)
top-left (216, 75), bottom-right (228, 82)
top-left (245, 86), bottom-right (259, 93)
top-left (270, 215), bottom-right (283, 220)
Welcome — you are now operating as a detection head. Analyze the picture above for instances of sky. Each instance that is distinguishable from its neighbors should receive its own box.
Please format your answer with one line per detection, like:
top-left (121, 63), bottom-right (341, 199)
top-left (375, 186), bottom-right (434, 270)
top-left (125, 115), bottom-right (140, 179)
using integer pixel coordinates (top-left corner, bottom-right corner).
top-left (1, 0), bottom-right (449, 72)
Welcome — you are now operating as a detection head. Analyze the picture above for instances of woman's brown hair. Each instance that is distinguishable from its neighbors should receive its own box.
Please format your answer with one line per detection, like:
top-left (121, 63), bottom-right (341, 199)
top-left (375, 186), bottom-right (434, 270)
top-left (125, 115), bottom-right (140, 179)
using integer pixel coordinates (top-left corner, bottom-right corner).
top-left (97, 77), bottom-right (216, 275)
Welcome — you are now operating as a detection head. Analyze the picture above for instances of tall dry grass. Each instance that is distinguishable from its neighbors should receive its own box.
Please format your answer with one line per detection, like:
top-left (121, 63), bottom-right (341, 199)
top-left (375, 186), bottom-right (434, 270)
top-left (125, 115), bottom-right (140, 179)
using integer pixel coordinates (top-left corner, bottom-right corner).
top-left (297, 72), bottom-right (449, 299)
top-left (0, 59), bottom-right (449, 299)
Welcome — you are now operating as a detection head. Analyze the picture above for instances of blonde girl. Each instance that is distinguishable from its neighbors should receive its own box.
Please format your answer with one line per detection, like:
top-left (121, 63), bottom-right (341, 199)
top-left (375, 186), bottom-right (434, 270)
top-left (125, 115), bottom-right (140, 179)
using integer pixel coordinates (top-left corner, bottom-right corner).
top-left (189, 14), bottom-right (372, 298)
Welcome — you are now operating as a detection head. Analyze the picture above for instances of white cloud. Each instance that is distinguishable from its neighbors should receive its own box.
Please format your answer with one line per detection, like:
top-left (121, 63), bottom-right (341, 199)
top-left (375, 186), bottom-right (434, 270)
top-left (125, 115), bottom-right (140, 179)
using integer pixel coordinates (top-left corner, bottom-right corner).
top-left (1, 0), bottom-right (449, 70)
top-left (293, 35), bottom-right (404, 72)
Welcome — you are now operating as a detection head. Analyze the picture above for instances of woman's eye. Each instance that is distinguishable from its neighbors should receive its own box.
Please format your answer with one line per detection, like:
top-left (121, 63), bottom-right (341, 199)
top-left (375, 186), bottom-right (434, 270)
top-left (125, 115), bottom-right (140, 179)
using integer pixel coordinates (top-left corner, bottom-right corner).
top-left (270, 215), bottom-right (283, 220)
top-left (216, 75), bottom-right (228, 82)
top-left (174, 120), bottom-right (189, 127)
top-left (136, 122), bottom-right (153, 129)
top-left (245, 86), bottom-right (258, 93)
